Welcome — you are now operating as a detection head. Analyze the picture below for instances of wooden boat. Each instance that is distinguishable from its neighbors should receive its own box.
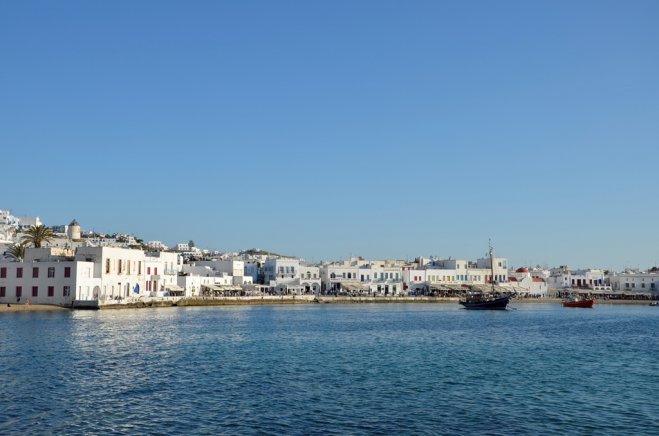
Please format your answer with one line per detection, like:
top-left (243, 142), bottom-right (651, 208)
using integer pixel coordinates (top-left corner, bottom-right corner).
top-left (460, 293), bottom-right (510, 310)
top-left (460, 240), bottom-right (510, 310)
top-left (562, 297), bottom-right (594, 308)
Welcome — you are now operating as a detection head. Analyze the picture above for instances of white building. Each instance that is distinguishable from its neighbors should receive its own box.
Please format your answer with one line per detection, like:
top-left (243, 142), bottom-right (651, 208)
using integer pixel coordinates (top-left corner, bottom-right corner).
top-left (360, 265), bottom-right (404, 296)
top-left (147, 240), bottom-right (168, 251)
top-left (0, 248), bottom-right (100, 306)
top-left (74, 246), bottom-right (144, 300)
top-left (298, 265), bottom-right (321, 294)
top-left (244, 261), bottom-right (261, 283)
top-left (320, 264), bottom-right (361, 294)
top-left (319, 262), bottom-right (404, 296)
top-left (263, 258), bottom-right (300, 284)
top-left (1, 210), bottom-right (43, 244)
top-left (143, 251), bottom-right (182, 294)
top-left (609, 271), bottom-right (659, 294)
top-left (547, 266), bottom-right (606, 290)
top-left (182, 259), bottom-right (253, 292)
top-left (74, 247), bottom-right (144, 300)
top-left (403, 268), bottom-right (435, 294)
top-left (194, 260), bottom-right (244, 279)
top-left (508, 267), bottom-right (548, 297)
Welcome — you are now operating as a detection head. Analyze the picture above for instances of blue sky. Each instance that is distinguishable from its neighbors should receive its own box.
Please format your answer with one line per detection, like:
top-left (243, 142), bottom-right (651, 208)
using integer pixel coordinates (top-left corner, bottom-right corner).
top-left (1, 1), bottom-right (658, 270)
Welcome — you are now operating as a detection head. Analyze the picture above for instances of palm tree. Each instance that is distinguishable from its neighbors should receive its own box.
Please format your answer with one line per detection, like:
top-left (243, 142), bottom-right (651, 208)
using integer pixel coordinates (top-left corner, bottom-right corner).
top-left (5, 243), bottom-right (26, 261)
top-left (21, 224), bottom-right (55, 248)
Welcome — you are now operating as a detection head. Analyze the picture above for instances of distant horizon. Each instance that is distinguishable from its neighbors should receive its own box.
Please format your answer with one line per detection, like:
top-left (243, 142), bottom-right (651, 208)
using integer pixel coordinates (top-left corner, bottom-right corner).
top-left (2, 1), bottom-right (657, 272)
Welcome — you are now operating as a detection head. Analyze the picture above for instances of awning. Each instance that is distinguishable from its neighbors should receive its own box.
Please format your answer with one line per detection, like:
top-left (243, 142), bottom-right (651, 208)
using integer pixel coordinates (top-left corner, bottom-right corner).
top-left (338, 282), bottom-right (368, 292)
top-left (202, 284), bottom-right (222, 292)
top-left (202, 284), bottom-right (242, 292)
top-left (165, 284), bottom-right (184, 291)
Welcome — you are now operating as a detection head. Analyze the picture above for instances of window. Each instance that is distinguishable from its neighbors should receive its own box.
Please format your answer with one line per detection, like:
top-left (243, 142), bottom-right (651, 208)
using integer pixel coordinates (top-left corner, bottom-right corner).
top-left (63, 286), bottom-right (71, 297)
top-left (0, 287), bottom-right (5, 297)
top-left (147, 267), bottom-right (151, 275)
top-left (32, 286), bottom-right (38, 297)
top-left (0, 267), bottom-right (6, 278)
top-left (16, 286), bottom-right (22, 298)
top-left (32, 267), bottom-right (39, 278)
top-left (154, 268), bottom-right (158, 275)
top-left (138, 261), bottom-right (142, 275)
top-left (17, 268), bottom-right (23, 278)
top-left (117, 260), bottom-right (122, 274)
top-left (106, 259), bottom-right (111, 274)
top-left (48, 267), bottom-right (55, 278)
top-left (48, 286), bottom-right (54, 297)
top-left (64, 267), bottom-right (71, 278)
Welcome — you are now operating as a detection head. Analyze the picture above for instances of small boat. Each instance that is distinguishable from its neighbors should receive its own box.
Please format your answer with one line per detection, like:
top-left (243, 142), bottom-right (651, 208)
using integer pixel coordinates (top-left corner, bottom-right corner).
top-left (649, 302), bottom-right (659, 307)
top-left (563, 297), bottom-right (595, 308)
top-left (460, 292), bottom-right (510, 310)
top-left (460, 240), bottom-right (510, 310)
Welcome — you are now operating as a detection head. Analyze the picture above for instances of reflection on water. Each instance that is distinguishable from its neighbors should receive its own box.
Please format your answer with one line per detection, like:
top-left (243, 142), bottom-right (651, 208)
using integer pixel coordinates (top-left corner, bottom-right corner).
top-left (1, 304), bottom-right (658, 434)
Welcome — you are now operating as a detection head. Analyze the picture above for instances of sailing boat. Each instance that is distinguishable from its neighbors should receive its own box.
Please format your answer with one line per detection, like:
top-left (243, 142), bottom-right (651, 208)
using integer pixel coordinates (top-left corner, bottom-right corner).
top-left (459, 241), bottom-right (511, 310)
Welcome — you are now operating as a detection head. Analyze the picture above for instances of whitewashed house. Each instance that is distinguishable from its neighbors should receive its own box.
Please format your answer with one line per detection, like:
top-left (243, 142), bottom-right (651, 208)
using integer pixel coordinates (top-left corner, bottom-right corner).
top-left (320, 264), bottom-right (361, 294)
top-left (298, 265), bottom-right (321, 294)
top-left (144, 251), bottom-right (182, 295)
top-left (403, 269), bottom-right (428, 294)
top-left (547, 267), bottom-right (606, 290)
top-left (609, 271), bottom-right (659, 294)
top-left (359, 265), bottom-right (404, 296)
top-left (508, 267), bottom-right (548, 297)
top-left (0, 248), bottom-right (100, 306)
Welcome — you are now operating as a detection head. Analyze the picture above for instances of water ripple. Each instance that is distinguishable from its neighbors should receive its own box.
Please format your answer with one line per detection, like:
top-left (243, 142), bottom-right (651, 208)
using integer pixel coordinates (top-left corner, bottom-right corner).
top-left (1, 304), bottom-right (658, 434)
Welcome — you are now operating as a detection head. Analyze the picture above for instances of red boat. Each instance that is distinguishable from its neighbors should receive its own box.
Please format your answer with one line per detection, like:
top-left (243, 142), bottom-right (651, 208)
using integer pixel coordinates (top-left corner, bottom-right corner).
top-left (563, 298), bottom-right (595, 308)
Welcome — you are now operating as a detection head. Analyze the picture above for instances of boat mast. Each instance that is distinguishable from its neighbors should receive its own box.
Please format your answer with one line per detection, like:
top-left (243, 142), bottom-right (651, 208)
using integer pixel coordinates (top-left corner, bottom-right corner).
top-left (489, 239), bottom-right (495, 293)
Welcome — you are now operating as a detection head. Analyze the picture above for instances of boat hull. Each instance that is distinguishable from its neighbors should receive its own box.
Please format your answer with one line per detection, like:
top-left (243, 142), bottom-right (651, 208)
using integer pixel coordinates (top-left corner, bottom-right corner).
top-left (460, 296), bottom-right (510, 310)
top-left (563, 299), bottom-right (594, 308)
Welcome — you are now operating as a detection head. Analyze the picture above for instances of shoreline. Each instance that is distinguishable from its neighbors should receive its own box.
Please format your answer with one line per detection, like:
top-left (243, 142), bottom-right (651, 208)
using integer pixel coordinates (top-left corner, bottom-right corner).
top-left (0, 304), bottom-right (70, 313)
top-left (2, 296), bottom-right (655, 313)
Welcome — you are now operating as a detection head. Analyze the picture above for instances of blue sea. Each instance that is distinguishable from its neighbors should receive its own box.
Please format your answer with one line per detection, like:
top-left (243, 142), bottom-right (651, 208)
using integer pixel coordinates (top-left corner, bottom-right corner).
top-left (1, 303), bottom-right (658, 435)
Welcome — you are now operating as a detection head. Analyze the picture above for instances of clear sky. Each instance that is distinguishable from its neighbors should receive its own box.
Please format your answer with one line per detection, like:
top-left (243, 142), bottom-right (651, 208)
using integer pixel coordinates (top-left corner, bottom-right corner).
top-left (1, 1), bottom-right (658, 270)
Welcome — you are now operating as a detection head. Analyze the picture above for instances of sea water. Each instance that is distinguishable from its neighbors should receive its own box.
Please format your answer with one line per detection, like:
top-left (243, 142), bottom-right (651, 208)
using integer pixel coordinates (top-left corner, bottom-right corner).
top-left (1, 304), bottom-right (658, 434)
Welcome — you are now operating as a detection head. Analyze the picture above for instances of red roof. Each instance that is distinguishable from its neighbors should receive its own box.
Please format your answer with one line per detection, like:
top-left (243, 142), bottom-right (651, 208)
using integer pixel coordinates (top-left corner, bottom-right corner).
top-left (532, 277), bottom-right (544, 283)
top-left (509, 277), bottom-right (518, 282)
top-left (516, 267), bottom-right (529, 273)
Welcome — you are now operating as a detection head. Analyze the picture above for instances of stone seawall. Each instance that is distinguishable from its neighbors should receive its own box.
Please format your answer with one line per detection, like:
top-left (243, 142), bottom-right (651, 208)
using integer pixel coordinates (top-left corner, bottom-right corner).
top-left (175, 296), bottom-right (461, 306)
top-left (92, 295), bottom-right (655, 309)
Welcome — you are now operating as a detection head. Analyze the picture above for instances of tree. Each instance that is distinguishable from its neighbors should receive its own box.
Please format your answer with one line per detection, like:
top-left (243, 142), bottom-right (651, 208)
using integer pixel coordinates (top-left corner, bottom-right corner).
top-left (188, 240), bottom-right (195, 248)
top-left (21, 224), bottom-right (55, 248)
top-left (5, 243), bottom-right (26, 261)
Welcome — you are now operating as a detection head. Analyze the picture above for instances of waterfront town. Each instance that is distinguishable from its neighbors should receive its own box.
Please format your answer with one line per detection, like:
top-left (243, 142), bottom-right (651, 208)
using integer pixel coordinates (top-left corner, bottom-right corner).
top-left (1, 208), bottom-right (657, 308)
